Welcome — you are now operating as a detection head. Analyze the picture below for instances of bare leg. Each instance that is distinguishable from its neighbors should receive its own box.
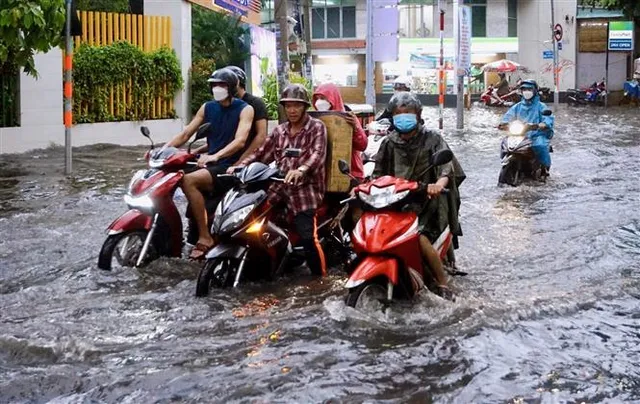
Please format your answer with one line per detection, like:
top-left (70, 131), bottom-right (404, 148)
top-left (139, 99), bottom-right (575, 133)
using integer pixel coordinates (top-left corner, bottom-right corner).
top-left (419, 235), bottom-right (448, 286)
top-left (182, 170), bottom-right (215, 249)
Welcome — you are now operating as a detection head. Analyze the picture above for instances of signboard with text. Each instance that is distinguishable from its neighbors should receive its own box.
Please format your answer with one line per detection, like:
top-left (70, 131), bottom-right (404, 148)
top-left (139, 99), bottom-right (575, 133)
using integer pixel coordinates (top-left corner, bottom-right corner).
top-left (456, 5), bottom-right (472, 76)
top-left (608, 21), bottom-right (634, 50)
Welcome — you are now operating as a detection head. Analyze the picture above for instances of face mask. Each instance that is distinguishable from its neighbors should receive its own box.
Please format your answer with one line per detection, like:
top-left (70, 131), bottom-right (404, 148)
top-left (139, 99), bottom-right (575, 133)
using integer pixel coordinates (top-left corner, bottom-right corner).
top-left (522, 90), bottom-right (534, 100)
top-left (393, 113), bottom-right (418, 133)
top-left (315, 99), bottom-right (331, 111)
top-left (212, 87), bottom-right (229, 101)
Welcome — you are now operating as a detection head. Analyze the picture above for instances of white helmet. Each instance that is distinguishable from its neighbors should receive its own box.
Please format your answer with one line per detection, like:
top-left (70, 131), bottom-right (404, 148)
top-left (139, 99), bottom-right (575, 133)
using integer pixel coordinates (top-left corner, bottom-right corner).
top-left (393, 76), bottom-right (412, 91)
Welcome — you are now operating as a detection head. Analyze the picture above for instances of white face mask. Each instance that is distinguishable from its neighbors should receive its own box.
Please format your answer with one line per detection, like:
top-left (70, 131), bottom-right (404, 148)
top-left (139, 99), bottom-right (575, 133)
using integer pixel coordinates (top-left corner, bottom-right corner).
top-left (522, 90), bottom-right (534, 100)
top-left (314, 99), bottom-right (331, 111)
top-left (212, 87), bottom-right (229, 101)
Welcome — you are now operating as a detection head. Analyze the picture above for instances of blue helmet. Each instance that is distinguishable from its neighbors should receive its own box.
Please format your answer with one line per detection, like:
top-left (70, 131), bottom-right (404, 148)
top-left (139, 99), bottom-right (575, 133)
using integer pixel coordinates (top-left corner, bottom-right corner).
top-left (520, 79), bottom-right (539, 92)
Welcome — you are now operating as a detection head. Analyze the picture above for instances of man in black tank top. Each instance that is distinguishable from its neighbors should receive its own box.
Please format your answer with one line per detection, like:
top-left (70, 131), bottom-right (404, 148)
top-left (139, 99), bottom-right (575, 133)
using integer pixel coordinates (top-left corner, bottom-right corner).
top-left (226, 66), bottom-right (269, 163)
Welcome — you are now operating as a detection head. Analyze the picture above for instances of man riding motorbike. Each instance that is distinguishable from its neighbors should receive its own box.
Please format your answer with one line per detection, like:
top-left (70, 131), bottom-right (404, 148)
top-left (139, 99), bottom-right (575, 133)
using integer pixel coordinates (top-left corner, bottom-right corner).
top-left (163, 67), bottom-right (254, 259)
top-left (230, 84), bottom-right (328, 276)
top-left (376, 76), bottom-right (413, 122)
top-left (373, 92), bottom-right (465, 300)
top-left (498, 79), bottom-right (554, 176)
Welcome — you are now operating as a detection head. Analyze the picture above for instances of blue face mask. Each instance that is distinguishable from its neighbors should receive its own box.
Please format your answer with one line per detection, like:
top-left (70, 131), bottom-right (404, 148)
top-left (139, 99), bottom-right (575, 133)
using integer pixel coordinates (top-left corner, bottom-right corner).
top-left (393, 113), bottom-right (418, 133)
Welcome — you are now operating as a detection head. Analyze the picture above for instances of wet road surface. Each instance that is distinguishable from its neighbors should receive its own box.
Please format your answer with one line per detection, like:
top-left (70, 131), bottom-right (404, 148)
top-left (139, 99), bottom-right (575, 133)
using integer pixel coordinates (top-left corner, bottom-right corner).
top-left (1, 106), bottom-right (639, 403)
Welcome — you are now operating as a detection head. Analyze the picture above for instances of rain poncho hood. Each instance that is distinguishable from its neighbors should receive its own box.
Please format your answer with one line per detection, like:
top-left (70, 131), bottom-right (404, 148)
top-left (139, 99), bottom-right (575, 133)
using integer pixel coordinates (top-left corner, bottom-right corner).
top-left (501, 94), bottom-right (555, 167)
top-left (312, 83), bottom-right (345, 111)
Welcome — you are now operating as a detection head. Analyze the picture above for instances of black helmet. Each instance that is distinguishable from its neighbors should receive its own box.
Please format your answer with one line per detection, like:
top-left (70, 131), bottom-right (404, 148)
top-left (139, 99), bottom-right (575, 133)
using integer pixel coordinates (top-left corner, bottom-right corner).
top-left (207, 68), bottom-right (239, 97)
top-left (279, 84), bottom-right (311, 106)
top-left (226, 66), bottom-right (246, 89)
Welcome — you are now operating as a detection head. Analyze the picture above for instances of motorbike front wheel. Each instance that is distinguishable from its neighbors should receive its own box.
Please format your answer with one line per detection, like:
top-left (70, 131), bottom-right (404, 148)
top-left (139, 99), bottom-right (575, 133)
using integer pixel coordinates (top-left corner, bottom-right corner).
top-left (498, 163), bottom-right (520, 186)
top-left (98, 230), bottom-right (156, 270)
top-left (345, 279), bottom-right (389, 312)
top-left (196, 258), bottom-right (237, 296)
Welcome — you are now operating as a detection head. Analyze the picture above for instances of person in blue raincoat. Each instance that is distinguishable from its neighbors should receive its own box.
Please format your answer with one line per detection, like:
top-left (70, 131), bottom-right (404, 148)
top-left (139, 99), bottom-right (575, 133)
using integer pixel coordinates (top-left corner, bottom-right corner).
top-left (500, 80), bottom-right (554, 174)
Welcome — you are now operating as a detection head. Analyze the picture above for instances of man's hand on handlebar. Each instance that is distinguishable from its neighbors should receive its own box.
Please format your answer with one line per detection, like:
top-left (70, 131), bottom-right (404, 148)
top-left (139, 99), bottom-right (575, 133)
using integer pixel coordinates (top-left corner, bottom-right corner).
top-left (197, 154), bottom-right (218, 168)
top-left (498, 122), bottom-right (508, 130)
top-left (226, 165), bottom-right (242, 174)
top-left (284, 169), bottom-right (304, 185)
top-left (427, 183), bottom-right (445, 199)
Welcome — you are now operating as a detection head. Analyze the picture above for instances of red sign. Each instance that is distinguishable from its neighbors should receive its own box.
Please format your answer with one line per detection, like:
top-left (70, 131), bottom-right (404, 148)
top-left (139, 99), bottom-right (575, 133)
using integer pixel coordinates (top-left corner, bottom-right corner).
top-left (554, 24), bottom-right (563, 42)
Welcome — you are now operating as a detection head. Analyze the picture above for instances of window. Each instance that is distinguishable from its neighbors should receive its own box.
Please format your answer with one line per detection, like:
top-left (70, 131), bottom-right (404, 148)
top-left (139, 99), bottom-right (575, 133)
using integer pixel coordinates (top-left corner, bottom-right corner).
top-left (398, 4), bottom-right (434, 38)
top-left (311, 0), bottom-right (357, 39)
top-left (469, 0), bottom-right (486, 38)
top-left (508, 0), bottom-right (517, 37)
top-left (313, 63), bottom-right (358, 87)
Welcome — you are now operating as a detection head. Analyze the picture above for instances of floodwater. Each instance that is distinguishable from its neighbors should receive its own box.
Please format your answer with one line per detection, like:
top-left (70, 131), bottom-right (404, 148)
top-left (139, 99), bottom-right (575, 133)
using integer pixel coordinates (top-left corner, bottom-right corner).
top-left (1, 106), bottom-right (639, 403)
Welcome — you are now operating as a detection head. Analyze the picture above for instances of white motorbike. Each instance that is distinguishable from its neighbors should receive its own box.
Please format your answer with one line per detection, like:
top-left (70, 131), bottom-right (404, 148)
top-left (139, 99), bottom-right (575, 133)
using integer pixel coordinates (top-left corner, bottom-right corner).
top-left (362, 119), bottom-right (391, 179)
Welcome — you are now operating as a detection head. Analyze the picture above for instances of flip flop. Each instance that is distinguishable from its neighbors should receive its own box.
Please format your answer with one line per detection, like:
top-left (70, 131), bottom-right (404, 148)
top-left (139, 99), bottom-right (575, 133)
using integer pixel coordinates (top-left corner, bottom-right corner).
top-left (189, 242), bottom-right (214, 261)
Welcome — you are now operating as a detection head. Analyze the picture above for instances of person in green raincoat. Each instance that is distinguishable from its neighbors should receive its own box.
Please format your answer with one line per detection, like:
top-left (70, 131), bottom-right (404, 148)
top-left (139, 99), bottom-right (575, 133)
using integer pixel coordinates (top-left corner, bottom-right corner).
top-left (373, 92), bottom-right (465, 300)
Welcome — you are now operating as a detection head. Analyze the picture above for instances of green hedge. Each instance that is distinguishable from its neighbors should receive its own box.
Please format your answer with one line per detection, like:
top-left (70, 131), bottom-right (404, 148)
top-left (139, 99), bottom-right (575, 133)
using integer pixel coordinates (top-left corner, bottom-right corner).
top-left (73, 41), bottom-right (183, 123)
top-left (75, 0), bottom-right (129, 13)
top-left (190, 58), bottom-right (216, 117)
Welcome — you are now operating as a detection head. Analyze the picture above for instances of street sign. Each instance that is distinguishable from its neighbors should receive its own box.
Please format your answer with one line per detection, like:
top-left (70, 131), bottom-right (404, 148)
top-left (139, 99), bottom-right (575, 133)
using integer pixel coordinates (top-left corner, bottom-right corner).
top-left (554, 24), bottom-right (563, 42)
top-left (456, 5), bottom-right (472, 76)
top-left (609, 21), bottom-right (634, 51)
top-left (543, 50), bottom-right (554, 59)
top-left (557, 41), bottom-right (562, 50)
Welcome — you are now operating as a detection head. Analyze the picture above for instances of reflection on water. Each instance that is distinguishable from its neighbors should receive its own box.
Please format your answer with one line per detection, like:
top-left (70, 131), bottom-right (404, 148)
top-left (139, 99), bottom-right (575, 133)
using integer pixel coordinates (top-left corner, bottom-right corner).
top-left (1, 106), bottom-right (639, 402)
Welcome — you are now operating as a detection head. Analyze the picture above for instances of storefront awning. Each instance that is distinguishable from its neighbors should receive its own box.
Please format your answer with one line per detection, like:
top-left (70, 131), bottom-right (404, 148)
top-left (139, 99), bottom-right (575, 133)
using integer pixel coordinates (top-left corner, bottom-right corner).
top-left (399, 37), bottom-right (518, 57)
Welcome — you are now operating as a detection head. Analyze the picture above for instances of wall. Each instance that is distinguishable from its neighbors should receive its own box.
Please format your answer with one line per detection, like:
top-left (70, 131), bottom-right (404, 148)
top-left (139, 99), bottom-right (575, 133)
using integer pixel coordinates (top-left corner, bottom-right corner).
top-left (577, 52), bottom-right (627, 90)
top-left (0, 50), bottom-right (64, 154)
top-left (517, 0), bottom-right (577, 91)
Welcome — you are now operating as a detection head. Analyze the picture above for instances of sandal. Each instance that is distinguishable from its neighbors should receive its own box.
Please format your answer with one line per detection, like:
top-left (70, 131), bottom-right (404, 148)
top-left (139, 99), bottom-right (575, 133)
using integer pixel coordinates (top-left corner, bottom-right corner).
top-left (435, 285), bottom-right (456, 302)
top-left (189, 242), bottom-right (214, 261)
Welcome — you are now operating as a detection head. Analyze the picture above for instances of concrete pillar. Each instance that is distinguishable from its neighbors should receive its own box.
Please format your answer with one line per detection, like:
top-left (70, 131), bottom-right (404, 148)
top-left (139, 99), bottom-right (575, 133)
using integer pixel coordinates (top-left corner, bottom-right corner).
top-left (144, 0), bottom-right (192, 123)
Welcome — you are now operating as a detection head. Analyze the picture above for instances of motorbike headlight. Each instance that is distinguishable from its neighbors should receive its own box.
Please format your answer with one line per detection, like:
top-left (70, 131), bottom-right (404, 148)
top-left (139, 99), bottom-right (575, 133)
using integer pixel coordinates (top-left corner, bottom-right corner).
top-left (358, 186), bottom-right (410, 209)
top-left (509, 121), bottom-right (526, 135)
top-left (212, 202), bottom-right (224, 233)
top-left (220, 204), bottom-right (254, 233)
top-left (149, 159), bottom-right (166, 168)
top-left (124, 193), bottom-right (154, 210)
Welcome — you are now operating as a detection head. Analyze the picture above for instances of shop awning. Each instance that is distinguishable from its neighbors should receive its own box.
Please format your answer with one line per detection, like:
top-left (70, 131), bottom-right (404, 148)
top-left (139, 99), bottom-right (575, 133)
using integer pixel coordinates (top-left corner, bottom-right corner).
top-left (399, 37), bottom-right (518, 57)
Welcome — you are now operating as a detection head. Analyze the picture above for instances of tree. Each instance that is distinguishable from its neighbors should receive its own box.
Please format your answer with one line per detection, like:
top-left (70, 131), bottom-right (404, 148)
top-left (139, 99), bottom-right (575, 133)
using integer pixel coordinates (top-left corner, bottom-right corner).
top-left (0, 0), bottom-right (66, 76)
top-left (76, 0), bottom-right (130, 13)
top-left (191, 5), bottom-right (249, 67)
top-left (579, 0), bottom-right (640, 18)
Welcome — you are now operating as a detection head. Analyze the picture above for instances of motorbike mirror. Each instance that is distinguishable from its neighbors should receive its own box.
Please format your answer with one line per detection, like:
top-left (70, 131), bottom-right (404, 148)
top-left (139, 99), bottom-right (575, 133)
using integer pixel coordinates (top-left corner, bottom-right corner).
top-left (338, 159), bottom-right (351, 174)
top-left (542, 109), bottom-right (552, 116)
top-left (140, 126), bottom-right (151, 137)
top-left (194, 123), bottom-right (211, 141)
top-left (430, 149), bottom-right (454, 166)
top-left (283, 148), bottom-right (302, 158)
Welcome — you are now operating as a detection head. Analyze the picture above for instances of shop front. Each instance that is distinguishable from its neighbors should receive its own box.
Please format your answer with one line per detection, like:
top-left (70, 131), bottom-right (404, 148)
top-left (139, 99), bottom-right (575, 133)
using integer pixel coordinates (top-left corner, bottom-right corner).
top-left (311, 53), bottom-right (366, 103)
top-left (376, 37), bottom-right (518, 104)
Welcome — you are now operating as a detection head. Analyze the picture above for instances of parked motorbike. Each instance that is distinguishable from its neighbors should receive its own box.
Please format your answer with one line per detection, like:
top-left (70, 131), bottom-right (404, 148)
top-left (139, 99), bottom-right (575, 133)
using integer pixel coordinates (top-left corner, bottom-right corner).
top-left (481, 85), bottom-right (520, 107)
top-left (195, 152), bottom-right (351, 296)
top-left (567, 80), bottom-right (606, 106)
top-left (362, 118), bottom-right (391, 179)
top-left (97, 123), bottom-right (210, 270)
top-left (338, 151), bottom-right (455, 311)
top-left (498, 111), bottom-right (552, 186)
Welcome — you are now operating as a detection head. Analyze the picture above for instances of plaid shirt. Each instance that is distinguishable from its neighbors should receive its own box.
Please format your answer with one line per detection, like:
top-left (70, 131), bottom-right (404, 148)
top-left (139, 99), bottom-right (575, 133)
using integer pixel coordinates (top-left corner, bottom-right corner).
top-left (241, 115), bottom-right (327, 215)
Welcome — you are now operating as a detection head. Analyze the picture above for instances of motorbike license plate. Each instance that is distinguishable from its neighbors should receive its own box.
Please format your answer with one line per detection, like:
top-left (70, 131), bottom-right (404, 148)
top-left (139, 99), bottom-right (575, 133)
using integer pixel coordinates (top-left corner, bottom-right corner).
top-left (507, 135), bottom-right (525, 150)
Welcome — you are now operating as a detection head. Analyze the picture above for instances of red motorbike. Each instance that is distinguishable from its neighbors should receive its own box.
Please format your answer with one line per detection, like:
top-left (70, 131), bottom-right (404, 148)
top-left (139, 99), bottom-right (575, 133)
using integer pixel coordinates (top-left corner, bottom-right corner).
top-left (339, 150), bottom-right (455, 310)
top-left (481, 85), bottom-right (520, 107)
top-left (97, 123), bottom-right (210, 270)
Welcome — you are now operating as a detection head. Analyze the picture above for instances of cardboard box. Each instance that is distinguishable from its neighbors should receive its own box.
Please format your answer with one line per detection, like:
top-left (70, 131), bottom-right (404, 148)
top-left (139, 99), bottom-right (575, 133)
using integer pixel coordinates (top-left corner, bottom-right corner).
top-left (309, 111), bottom-right (353, 193)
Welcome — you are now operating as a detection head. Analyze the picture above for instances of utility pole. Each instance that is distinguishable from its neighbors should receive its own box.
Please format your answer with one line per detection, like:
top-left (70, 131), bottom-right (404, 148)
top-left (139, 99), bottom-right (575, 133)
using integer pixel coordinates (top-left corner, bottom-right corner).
top-left (550, 0), bottom-right (559, 108)
top-left (438, 0), bottom-right (445, 133)
top-left (275, 0), bottom-right (290, 92)
top-left (64, 0), bottom-right (73, 175)
top-left (365, 0), bottom-right (375, 107)
top-left (454, 0), bottom-right (463, 130)
top-left (303, 0), bottom-right (313, 84)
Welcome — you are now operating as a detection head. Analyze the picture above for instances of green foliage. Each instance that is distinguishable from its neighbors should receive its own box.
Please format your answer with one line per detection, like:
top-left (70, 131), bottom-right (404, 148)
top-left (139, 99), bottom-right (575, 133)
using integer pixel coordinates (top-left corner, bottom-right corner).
top-left (288, 72), bottom-right (313, 95)
top-left (0, 0), bottom-right (66, 77)
top-left (190, 58), bottom-right (216, 117)
top-left (73, 41), bottom-right (183, 123)
top-left (260, 58), bottom-right (279, 120)
top-left (76, 0), bottom-right (130, 13)
top-left (192, 5), bottom-right (249, 67)
top-left (580, 0), bottom-right (640, 17)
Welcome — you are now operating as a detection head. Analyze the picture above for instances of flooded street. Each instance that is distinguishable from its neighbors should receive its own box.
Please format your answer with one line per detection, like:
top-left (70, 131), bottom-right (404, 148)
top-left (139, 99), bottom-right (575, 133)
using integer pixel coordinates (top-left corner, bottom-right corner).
top-left (1, 106), bottom-right (639, 403)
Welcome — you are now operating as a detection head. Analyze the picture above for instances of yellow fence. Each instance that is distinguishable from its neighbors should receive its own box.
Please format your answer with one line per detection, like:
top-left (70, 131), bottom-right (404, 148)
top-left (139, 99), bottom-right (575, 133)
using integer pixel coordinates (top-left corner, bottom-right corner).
top-left (68, 11), bottom-right (174, 121)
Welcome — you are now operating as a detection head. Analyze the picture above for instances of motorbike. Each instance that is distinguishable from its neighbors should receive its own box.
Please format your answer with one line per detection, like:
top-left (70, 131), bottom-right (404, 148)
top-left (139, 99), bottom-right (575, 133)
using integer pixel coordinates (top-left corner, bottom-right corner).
top-left (498, 111), bottom-right (552, 186)
top-left (97, 123), bottom-right (210, 270)
top-left (338, 151), bottom-right (455, 311)
top-left (362, 118), bottom-right (391, 180)
top-left (195, 151), bottom-right (351, 296)
top-left (481, 85), bottom-right (520, 107)
top-left (567, 80), bottom-right (606, 106)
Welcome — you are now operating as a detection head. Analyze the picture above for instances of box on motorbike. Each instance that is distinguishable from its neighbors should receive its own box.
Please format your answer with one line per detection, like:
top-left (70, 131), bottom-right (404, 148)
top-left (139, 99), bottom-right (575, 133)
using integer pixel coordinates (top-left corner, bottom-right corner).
top-left (308, 111), bottom-right (353, 193)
